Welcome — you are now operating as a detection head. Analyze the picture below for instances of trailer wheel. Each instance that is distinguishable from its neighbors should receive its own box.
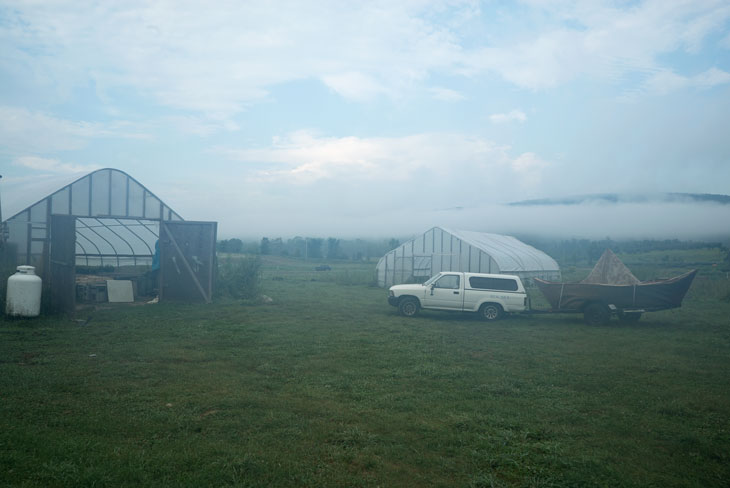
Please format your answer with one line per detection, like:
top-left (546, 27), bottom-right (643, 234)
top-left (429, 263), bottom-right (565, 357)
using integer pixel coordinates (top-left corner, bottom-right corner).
top-left (398, 297), bottom-right (420, 317)
top-left (618, 311), bottom-right (642, 323)
top-left (479, 303), bottom-right (503, 321)
top-left (584, 303), bottom-right (610, 326)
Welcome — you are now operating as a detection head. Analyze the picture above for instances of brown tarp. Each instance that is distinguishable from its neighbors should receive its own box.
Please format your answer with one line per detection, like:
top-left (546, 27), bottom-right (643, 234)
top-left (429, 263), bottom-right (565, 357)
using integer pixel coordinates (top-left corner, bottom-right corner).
top-left (535, 250), bottom-right (697, 311)
top-left (581, 249), bottom-right (639, 285)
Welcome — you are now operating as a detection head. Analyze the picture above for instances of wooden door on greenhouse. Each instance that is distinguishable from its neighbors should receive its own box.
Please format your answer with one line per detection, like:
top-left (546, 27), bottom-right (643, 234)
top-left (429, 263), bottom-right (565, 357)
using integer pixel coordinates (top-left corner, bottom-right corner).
top-left (49, 214), bottom-right (76, 314)
top-left (159, 221), bottom-right (217, 303)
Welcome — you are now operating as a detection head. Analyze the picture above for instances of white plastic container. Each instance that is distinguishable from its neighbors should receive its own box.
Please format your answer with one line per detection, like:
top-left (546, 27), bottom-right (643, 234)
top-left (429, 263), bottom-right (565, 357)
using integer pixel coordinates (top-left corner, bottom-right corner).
top-left (6, 265), bottom-right (42, 317)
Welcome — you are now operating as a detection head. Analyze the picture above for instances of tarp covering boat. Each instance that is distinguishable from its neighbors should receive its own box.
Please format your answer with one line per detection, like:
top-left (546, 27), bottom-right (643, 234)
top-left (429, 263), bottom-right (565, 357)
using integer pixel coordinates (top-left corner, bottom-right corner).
top-left (534, 250), bottom-right (697, 312)
top-left (580, 249), bottom-right (639, 285)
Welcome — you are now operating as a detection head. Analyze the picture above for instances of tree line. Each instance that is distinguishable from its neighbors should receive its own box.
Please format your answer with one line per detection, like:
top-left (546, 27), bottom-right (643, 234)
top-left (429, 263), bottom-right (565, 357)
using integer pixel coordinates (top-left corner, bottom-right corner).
top-left (218, 235), bottom-right (728, 267)
top-left (217, 237), bottom-right (400, 261)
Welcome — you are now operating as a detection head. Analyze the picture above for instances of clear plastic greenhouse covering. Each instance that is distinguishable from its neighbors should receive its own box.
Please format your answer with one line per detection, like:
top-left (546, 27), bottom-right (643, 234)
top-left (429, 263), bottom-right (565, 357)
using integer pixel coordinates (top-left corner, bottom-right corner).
top-left (376, 226), bottom-right (561, 287)
top-left (1, 168), bottom-right (182, 270)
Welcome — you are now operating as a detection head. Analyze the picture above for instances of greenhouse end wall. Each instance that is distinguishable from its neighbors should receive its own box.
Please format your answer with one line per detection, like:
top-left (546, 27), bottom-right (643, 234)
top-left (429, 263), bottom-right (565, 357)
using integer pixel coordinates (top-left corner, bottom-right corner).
top-left (0, 168), bottom-right (186, 312)
top-left (1, 169), bottom-right (183, 279)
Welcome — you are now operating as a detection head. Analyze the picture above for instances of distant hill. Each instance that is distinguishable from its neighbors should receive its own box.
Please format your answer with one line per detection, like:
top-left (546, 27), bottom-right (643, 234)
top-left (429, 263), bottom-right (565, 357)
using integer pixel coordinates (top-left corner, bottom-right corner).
top-left (509, 193), bottom-right (730, 206)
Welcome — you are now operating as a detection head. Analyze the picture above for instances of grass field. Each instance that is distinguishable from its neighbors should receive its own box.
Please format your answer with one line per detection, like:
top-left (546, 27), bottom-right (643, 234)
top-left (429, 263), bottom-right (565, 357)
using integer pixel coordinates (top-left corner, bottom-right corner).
top-left (1, 252), bottom-right (729, 487)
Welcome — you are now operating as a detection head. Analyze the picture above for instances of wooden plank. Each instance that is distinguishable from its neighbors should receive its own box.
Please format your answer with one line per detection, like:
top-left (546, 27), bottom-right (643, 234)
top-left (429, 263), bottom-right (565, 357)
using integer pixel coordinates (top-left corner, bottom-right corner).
top-left (49, 215), bottom-right (76, 313)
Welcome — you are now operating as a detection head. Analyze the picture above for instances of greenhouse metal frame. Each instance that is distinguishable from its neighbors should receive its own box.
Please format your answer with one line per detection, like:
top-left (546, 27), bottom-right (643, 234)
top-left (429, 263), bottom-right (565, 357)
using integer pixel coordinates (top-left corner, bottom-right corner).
top-left (2, 168), bottom-right (182, 271)
top-left (377, 226), bottom-right (561, 287)
top-left (1, 168), bottom-right (216, 311)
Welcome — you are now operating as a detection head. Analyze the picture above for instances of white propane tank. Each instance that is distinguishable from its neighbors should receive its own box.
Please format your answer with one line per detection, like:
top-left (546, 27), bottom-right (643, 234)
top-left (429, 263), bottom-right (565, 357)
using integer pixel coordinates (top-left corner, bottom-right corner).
top-left (6, 265), bottom-right (42, 317)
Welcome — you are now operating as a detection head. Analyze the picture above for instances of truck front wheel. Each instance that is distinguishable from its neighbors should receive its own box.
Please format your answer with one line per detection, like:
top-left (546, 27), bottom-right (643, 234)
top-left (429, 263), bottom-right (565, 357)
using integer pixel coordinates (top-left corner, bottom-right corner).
top-left (479, 303), bottom-right (503, 321)
top-left (398, 297), bottom-right (420, 317)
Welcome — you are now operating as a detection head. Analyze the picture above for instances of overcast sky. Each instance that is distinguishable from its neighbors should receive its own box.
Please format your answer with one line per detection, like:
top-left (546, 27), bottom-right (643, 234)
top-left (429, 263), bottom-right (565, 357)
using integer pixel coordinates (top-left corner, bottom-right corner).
top-left (1, 1), bottom-right (729, 239)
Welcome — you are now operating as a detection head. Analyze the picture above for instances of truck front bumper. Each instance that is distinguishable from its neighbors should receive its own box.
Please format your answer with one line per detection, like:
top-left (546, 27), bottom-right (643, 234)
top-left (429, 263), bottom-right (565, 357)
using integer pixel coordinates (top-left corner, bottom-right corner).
top-left (387, 296), bottom-right (399, 307)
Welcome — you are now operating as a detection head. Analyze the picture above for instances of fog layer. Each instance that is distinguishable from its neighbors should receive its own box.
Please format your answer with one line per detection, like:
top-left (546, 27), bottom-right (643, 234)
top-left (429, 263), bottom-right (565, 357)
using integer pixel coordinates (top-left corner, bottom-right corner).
top-left (215, 202), bottom-right (730, 241)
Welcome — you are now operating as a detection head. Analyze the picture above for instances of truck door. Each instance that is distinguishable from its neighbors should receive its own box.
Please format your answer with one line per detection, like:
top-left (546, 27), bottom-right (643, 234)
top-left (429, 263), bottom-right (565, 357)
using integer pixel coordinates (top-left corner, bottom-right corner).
top-left (422, 273), bottom-right (464, 310)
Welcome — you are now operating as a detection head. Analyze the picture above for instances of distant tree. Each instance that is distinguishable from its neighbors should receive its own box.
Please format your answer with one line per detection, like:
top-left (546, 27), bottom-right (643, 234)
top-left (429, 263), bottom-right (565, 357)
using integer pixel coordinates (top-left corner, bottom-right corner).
top-left (307, 238), bottom-right (323, 259)
top-left (215, 239), bottom-right (226, 253)
top-left (366, 241), bottom-right (385, 260)
top-left (260, 237), bottom-right (270, 255)
top-left (326, 237), bottom-right (341, 260)
top-left (269, 237), bottom-right (284, 255)
top-left (229, 238), bottom-right (244, 253)
top-left (354, 239), bottom-right (368, 261)
top-left (388, 238), bottom-right (399, 250)
top-left (287, 237), bottom-right (305, 257)
top-left (217, 238), bottom-right (244, 254)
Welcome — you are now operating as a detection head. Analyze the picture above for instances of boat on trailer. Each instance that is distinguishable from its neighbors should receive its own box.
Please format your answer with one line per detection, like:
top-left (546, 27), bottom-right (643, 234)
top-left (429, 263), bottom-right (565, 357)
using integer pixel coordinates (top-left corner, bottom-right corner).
top-left (533, 250), bottom-right (697, 325)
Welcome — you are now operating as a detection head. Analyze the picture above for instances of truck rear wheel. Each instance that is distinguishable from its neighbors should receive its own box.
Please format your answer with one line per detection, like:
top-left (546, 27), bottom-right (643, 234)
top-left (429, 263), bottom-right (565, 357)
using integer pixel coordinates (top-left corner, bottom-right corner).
top-left (398, 297), bottom-right (420, 317)
top-left (479, 303), bottom-right (503, 321)
top-left (584, 303), bottom-right (610, 325)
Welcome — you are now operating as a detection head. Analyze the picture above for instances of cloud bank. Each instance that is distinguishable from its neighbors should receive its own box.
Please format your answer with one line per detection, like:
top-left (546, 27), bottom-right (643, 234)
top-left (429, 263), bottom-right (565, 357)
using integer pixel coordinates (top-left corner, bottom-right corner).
top-left (4, 0), bottom-right (729, 121)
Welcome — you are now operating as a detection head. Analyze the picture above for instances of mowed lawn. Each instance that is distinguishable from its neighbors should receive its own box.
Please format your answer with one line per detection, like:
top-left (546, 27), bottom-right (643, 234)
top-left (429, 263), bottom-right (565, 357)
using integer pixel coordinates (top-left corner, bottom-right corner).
top-left (1, 257), bottom-right (729, 487)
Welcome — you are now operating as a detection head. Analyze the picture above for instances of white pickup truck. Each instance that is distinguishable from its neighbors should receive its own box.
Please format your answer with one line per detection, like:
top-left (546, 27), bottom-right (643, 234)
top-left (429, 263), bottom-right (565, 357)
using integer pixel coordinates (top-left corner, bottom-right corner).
top-left (387, 272), bottom-right (528, 321)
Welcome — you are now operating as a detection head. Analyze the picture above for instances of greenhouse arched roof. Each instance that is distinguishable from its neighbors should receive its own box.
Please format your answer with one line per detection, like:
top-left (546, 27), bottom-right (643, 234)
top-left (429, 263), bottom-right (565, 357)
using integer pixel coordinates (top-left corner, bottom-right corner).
top-left (2, 168), bottom-right (183, 269)
top-left (440, 227), bottom-right (559, 273)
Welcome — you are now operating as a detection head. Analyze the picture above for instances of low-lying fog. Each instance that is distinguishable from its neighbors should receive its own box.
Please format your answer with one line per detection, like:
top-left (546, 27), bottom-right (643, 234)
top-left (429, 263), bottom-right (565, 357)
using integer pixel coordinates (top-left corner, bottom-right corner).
top-left (216, 201), bottom-right (730, 242)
